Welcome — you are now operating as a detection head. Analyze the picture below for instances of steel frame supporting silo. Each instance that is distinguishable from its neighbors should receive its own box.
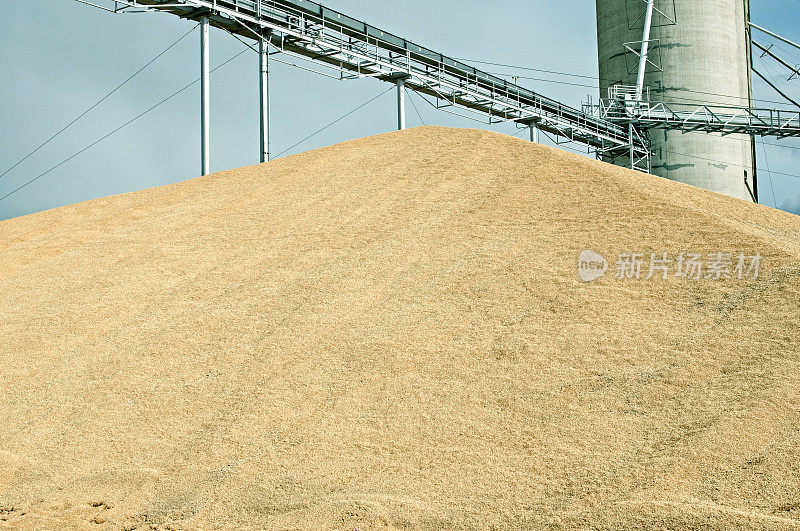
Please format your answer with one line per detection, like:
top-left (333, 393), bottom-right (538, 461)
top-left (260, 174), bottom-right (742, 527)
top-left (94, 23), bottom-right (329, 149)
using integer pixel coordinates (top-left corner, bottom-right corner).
top-left (596, 0), bottom-right (757, 201)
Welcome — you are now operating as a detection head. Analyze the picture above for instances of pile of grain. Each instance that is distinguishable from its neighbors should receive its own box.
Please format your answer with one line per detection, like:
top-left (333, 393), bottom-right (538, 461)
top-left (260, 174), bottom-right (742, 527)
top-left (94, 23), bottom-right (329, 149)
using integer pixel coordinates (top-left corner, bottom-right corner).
top-left (1, 127), bottom-right (799, 529)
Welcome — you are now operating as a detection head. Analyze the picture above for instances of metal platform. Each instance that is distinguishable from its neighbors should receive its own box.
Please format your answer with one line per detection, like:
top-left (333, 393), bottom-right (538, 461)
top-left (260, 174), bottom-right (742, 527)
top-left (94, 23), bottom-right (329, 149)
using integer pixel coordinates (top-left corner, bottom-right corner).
top-left (597, 86), bottom-right (800, 138)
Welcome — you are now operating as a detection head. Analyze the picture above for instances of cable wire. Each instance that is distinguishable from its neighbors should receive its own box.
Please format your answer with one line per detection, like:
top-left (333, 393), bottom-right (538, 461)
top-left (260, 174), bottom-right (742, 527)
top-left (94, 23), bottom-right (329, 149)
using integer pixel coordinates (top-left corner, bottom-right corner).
top-left (762, 54), bottom-right (800, 90)
top-left (759, 138), bottom-right (779, 207)
top-left (664, 148), bottom-right (800, 182)
top-left (274, 86), bottom-right (395, 159)
top-left (0, 23), bottom-right (198, 183)
top-left (408, 91), bottom-right (426, 126)
top-left (713, 132), bottom-right (800, 152)
top-left (456, 56), bottom-right (794, 107)
top-left (0, 49), bottom-right (247, 203)
top-left (772, 41), bottom-right (800, 69)
top-left (752, 66), bottom-right (800, 108)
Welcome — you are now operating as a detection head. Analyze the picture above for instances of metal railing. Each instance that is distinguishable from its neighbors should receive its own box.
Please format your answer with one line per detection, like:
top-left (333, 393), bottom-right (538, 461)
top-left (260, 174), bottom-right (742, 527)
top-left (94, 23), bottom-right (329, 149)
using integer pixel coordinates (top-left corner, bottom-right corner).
top-left (597, 85), bottom-right (800, 137)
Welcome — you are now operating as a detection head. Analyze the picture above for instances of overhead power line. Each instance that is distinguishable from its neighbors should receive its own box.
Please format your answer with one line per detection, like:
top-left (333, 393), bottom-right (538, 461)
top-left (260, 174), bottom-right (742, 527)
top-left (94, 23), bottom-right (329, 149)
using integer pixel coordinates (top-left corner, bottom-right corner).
top-left (771, 41), bottom-right (800, 68)
top-left (760, 138), bottom-right (779, 207)
top-left (0, 48), bottom-right (247, 203)
top-left (762, 55), bottom-right (800, 88)
top-left (483, 67), bottom-right (800, 115)
top-left (753, 66), bottom-right (800, 108)
top-left (505, 131), bottom-right (800, 189)
top-left (485, 71), bottom-right (596, 89)
top-left (456, 56), bottom-right (796, 107)
top-left (0, 23), bottom-right (198, 183)
top-left (701, 128), bottom-right (800, 152)
top-left (753, 39), bottom-right (800, 84)
top-left (408, 91), bottom-right (427, 126)
top-left (274, 86), bottom-right (395, 159)
top-left (452, 57), bottom-right (602, 81)
top-left (664, 148), bottom-right (800, 183)
top-left (476, 62), bottom-right (799, 155)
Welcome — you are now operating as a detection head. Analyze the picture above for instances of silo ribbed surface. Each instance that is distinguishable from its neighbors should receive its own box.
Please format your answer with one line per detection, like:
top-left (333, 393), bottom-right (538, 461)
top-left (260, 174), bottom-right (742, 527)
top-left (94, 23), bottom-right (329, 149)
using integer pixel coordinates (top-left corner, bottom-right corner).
top-left (596, 0), bottom-right (755, 201)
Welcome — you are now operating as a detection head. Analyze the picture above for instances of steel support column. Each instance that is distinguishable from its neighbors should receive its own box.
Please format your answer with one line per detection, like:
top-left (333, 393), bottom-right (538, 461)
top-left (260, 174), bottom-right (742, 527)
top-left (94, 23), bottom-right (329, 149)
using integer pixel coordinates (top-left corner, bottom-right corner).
top-left (397, 78), bottom-right (406, 131)
top-left (529, 124), bottom-right (539, 143)
top-left (259, 38), bottom-right (271, 163)
top-left (201, 16), bottom-right (211, 175)
top-left (635, 0), bottom-right (655, 101)
top-left (629, 123), bottom-right (635, 169)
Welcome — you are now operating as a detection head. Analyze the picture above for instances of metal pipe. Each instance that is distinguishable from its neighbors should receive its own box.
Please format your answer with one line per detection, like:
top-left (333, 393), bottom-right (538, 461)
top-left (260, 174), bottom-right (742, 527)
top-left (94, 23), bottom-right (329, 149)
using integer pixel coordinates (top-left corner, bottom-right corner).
top-left (753, 168), bottom-right (758, 204)
top-left (259, 38), bottom-right (271, 162)
top-left (635, 0), bottom-right (655, 101)
top-left (749, 22), bottom-right (800, 52)
top-left (744, 171), bottom-right (758, 203)
top-left (201, 16), bottom-right (210, 175)
top-left (397, 78), bottom-right (406, 130)
top-left (529, 124), bottom-right (539, 143)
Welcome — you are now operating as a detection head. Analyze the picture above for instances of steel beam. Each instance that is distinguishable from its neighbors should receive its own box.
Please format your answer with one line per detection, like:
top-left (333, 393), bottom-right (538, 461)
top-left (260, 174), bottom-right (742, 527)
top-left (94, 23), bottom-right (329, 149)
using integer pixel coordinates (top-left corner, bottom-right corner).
top-left (397, 78), bottom-right (406, 131)
top-left (201, 16), bottom-right (210, 176)
top-left (259, 38), bottom-right (271, 163)
top-left (599, 95), bottom-right (800, 137)
top-left (749, 22), bottom-right (800, 53)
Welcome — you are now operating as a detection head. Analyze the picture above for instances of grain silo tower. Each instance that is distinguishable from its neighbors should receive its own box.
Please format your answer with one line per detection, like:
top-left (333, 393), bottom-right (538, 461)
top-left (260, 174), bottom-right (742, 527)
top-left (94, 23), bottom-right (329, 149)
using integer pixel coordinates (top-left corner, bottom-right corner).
top-left (596, 0), bottom-right (756, 201)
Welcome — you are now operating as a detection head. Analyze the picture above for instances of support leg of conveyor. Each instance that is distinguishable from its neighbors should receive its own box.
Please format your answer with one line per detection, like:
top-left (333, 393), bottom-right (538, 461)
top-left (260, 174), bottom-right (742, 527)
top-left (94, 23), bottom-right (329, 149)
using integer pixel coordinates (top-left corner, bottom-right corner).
top-left (259, 38), bottom-right (271, 163)
top-left (201, 16), bottom-right (211, 176)
top-left (529, 124), bottom-right (539, 143)
top-left (397, 79), bottom-right (406, 131)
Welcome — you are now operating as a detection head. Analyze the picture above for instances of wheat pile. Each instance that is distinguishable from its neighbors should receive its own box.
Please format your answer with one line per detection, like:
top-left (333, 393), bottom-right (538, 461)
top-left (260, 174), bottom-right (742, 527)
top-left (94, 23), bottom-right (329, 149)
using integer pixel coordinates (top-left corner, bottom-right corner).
top-left (1, 127), bottom-right (799, 529)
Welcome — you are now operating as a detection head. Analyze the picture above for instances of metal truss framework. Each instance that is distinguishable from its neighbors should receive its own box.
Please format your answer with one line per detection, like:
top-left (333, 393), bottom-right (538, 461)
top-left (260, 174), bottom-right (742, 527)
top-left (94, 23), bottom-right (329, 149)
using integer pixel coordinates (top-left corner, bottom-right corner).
top-left (602, 0), bottom-right (800, 138)
top-left (78, 0), bottom-right (800, 175)
top-left (597, 86), bottom-right (800, 138)
top-left (595, 0), bottom-right (800, 173)
top-left (88, 0), bottom-right (645, 152)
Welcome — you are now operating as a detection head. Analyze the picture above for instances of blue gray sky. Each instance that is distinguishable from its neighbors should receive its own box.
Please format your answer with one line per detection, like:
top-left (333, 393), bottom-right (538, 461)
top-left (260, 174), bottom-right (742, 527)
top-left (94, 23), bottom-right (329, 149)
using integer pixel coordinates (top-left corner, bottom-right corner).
top-left (1, 0), bottom-right (799, 220)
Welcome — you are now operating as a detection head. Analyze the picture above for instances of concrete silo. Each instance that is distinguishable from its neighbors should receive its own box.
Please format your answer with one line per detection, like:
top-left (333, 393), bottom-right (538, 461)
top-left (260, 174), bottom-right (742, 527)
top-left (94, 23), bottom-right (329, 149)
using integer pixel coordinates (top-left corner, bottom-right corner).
top-left (596, 0), bottom-right (756, 201)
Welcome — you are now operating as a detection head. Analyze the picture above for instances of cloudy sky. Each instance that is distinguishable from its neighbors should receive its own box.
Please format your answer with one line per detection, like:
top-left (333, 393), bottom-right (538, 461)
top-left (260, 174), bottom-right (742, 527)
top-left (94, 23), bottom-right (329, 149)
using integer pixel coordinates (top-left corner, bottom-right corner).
top-left (1, 0), bottom-right (799, 220)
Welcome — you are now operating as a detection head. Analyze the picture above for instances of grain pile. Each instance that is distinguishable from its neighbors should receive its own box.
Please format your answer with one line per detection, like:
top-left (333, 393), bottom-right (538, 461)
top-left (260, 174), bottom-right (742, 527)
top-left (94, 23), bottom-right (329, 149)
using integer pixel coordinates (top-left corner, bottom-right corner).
top-left (1, 127), bottom-right (799, 529)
